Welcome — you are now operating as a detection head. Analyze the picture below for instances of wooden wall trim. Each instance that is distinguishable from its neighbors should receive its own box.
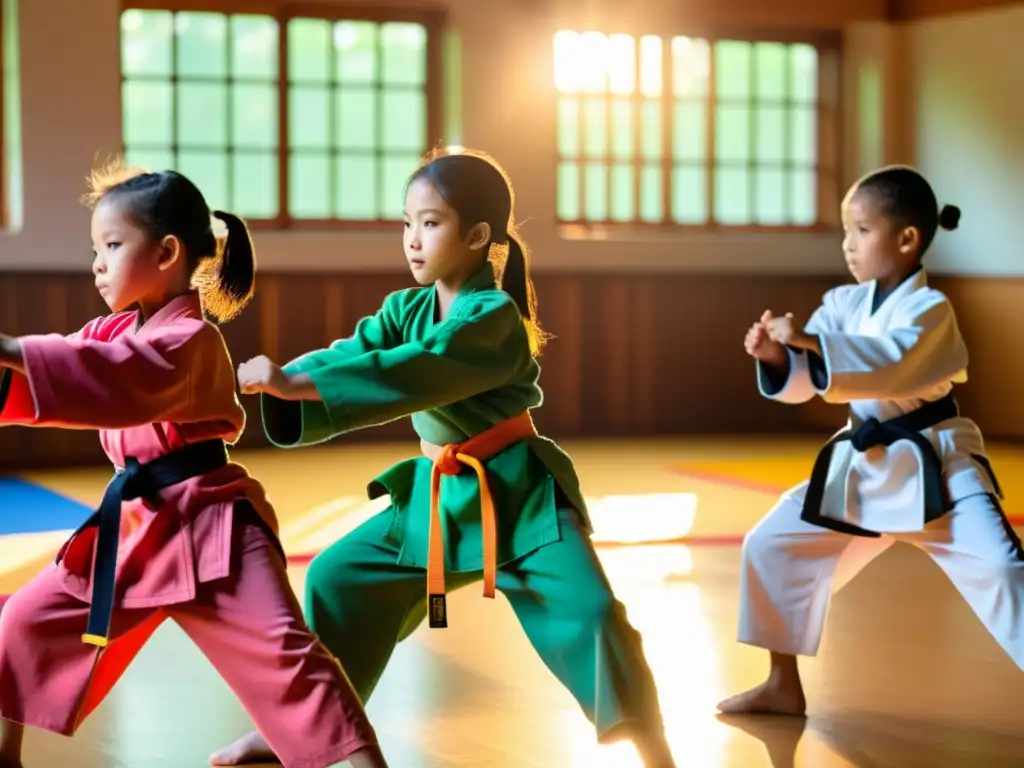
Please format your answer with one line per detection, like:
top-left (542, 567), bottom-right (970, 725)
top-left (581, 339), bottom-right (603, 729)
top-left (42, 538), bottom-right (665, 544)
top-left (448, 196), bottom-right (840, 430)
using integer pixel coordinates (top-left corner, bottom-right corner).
top-left (889, 0), bottom-right (1021, 20)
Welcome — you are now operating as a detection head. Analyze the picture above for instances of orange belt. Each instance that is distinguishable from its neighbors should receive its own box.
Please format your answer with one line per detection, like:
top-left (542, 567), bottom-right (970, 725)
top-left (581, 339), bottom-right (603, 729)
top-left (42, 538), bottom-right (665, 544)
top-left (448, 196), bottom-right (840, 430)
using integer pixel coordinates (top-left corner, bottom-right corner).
top-left (421, 410), bottom-right (538, 628)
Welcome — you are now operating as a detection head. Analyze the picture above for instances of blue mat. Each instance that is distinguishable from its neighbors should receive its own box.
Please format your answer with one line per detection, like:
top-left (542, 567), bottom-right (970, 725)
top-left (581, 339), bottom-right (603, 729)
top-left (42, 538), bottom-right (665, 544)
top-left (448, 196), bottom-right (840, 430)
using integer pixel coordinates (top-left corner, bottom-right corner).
top-left (0, 477), bottom-right (91, 535)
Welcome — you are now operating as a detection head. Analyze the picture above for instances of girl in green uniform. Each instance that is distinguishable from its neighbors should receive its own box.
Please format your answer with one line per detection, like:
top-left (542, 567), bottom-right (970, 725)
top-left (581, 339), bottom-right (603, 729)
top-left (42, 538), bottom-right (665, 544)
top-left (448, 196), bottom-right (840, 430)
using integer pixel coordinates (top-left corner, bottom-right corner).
top-left (210, 150), bottom-right (674, 768)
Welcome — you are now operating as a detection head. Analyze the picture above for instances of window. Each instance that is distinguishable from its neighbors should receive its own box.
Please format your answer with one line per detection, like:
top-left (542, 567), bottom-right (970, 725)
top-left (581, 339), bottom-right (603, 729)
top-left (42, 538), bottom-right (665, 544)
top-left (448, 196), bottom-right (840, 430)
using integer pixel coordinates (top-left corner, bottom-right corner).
top-left (553, 30), bottom-right (840, 229)
top-left (120, 4), bottom-right (443, 227)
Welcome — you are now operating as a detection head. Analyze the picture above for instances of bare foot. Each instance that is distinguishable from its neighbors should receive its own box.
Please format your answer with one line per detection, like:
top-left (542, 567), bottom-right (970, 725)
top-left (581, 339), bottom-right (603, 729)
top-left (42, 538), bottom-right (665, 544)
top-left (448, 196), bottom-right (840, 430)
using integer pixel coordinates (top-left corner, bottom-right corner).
top-left (208, 731), bottom-right (277, 766)
top-left (716, 679), bottom-right (807, 716)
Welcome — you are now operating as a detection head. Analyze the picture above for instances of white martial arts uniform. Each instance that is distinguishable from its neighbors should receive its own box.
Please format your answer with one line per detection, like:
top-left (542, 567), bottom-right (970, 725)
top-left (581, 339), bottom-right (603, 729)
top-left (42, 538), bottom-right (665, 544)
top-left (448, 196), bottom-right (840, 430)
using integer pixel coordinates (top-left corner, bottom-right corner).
top-left (739, 268), bottom-right (1024, 669)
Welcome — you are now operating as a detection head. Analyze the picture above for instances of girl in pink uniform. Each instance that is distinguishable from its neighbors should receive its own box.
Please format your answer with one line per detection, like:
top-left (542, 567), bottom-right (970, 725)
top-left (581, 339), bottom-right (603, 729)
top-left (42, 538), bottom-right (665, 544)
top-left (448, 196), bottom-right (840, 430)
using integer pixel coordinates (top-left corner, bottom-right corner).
top-left (0, 162), bottom-right (386, 768)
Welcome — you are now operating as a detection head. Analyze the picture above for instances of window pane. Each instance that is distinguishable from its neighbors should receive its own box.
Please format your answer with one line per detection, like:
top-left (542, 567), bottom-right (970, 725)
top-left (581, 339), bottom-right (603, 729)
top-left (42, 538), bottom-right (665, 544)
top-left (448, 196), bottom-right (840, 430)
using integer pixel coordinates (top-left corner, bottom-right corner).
top-left (382, 90), bottom-right (425, 151)
top-left (233, 152), bottom-right (278, 219)
top-left (232, 83), bottom-right (277, 149)
top-left (336, 154), bottom-right (377, 219)
top-left (380, 154), bottom-right (419, 217)
top-left (289, 85), bottom-right (329, 150)
top-left (335, 21), bottom-right (378, 83)
top-left (289, 153), bottom-right (331, 218)
top-left (381, 23), bottom-right (427, 86)
top-left (123, 81), bottom-right (173, 145)
top-left (641, 99), bottom-right (661, 160)
top-left (714, 166), bottom-right (751, 224)
top-left (639, 35), bottom-right (662, 97)
top-left (577, 31), bottom-right (609, 94)
top-left (607, 34), bottom-right (635, 95)
top-left (558, 162), bottom-right (580, 220)
top-left (715, 40), bottom-right (750, 100)
top-left (610, 99), bottom-right (632, 160)
top-left (177, 82), bottom-right (228, 148)
top-left (289, 19), bottom-right (330, 83)
top-left (672, 37), bottom-right (709, 97)
top-left (790, 44), bottom-right (818, 103)
top-left (583, 98), bottom-right (607, 159)
top-left (789, 106), bottom-right (817, 164)
top-left (121, 10), bottom-right (173, 77)
top-left (672, 101), bottom-right (705, 162)
top-left (177, 150), bottom-right (229, 212)
top-left (755, 105), bottom-right (785, 163)
top-left (176, 12), bottom-right (227, 78)
top-left (672, 165), bottom-right (705, 224)
top-left (553, 30), bottom-right (583, 93)
top-left (715, 104), bottom-right (749, 162)
top-left (124, 147), bottom-right (174, 174)
top-left (336, 88), bottom-right (377, 151)
top-left (610, 163), bottom-right (633, 221)
top-left (789, 167), bottom-right (816, 225)
top-left (558, 98), bottom-right (580, 157)
top-left (584, 162), bottom-right (607, 221)
top-left (639, 164), bottom-right (662, 222)
top-left (754, 42), bottom-right (787, 101)
top-left (231, 15), bottom-right (278, 79)
top-left (755, 168), bottom-right (785, 225)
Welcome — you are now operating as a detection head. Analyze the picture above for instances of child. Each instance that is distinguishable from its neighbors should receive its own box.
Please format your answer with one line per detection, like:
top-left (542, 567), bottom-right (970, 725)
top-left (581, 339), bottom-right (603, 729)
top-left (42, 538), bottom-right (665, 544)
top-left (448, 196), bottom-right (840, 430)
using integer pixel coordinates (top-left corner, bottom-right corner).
top-left (0, 163), bottom-right (387, 768)
top-left (208, 149), bottom-right (675, 768)
top-left (718, 165), bottom-right (1023, 716)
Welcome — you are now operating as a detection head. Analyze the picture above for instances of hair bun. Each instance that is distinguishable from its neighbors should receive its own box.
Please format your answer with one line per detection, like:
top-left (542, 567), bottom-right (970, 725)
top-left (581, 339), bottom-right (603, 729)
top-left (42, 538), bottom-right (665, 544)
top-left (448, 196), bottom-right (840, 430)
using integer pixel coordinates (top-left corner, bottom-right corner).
top-left (938, 204), bottom-right (961, 231)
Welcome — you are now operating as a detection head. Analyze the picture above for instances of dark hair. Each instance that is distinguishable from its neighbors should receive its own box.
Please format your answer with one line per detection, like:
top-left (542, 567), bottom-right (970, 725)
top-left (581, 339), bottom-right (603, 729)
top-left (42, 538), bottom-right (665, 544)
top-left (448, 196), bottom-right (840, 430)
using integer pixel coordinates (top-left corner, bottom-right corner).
top-left (406, 148), bottom-right (550, 355)
top-left (851, 164), bottom-right (960, 257)
top-left (83, 159), bottom-right (256, 323)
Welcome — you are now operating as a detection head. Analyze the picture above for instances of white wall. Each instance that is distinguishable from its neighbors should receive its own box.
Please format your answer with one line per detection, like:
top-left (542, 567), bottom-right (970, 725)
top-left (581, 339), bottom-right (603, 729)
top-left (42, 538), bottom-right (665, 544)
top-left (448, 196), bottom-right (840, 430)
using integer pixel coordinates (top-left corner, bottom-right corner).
top-left (7, 0), bottom-right (1012, 276)
top-left (903, 5), bottom-right (1024, 275)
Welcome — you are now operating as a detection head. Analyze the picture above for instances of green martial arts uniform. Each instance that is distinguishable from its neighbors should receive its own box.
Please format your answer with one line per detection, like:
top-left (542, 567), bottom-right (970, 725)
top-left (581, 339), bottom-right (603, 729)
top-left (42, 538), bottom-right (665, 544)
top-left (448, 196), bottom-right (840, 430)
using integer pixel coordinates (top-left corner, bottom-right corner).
top-left (262, 263), bottom-right (666, 744)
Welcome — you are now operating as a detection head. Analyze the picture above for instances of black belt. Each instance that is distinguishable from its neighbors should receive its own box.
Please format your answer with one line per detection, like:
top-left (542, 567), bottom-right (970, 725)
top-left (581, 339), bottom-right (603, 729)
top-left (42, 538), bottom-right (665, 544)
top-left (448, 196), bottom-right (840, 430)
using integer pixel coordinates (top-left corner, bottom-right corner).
top-left (801, 393), bottom-right (958, 538)
top-left (61, 439), bottom-right (230, 647)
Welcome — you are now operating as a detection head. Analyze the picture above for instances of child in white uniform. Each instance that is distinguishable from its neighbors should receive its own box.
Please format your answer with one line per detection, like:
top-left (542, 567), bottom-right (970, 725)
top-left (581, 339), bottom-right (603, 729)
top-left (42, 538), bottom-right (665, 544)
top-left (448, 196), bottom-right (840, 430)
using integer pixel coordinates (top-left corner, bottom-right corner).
top-left (719, 165), bottom-right (1023, 716)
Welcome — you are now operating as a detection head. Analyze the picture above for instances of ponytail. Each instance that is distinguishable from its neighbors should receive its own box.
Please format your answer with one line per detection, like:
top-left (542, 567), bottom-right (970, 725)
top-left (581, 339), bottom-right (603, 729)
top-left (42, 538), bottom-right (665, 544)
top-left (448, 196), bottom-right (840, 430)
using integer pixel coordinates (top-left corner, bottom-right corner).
top-left (196, 211), bottom-right (257, 324)
top-left (499, 232), bottom-right (550, 356)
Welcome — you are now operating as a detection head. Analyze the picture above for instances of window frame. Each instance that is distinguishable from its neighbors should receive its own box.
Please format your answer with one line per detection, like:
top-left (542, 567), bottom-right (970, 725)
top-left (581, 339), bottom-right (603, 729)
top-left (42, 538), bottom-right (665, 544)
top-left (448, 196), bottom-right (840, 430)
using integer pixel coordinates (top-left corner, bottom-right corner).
top-left (120, 0), bottom-right (447, 230)
top-left (553, 26), bottom-right (844, 235)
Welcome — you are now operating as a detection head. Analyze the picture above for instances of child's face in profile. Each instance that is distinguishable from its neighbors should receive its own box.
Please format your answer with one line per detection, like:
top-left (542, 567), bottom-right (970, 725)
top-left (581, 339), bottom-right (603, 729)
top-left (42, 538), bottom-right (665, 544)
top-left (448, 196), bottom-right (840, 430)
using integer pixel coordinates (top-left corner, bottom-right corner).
top-left (840, 188), bottom-right (919, 287)
top-left (402, 177), bottom-right (491, 288)
top-left (90, 197), bottom-right (171, 314)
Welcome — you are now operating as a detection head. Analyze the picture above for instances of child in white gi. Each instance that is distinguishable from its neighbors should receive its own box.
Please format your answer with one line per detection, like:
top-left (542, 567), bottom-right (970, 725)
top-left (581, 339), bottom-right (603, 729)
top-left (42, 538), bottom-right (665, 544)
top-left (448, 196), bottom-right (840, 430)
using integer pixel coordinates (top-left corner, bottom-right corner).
top-left (719, 165), bottom-right (1023, 716)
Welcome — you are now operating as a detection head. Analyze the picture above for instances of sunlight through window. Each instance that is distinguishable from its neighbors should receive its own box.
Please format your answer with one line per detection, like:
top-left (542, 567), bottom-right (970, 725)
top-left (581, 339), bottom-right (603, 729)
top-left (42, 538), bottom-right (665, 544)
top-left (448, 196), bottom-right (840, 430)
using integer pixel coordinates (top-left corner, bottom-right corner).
top-left (553, 28), bottom-right (830, 228)
top-left (588, 493), bottom-right (698, 545)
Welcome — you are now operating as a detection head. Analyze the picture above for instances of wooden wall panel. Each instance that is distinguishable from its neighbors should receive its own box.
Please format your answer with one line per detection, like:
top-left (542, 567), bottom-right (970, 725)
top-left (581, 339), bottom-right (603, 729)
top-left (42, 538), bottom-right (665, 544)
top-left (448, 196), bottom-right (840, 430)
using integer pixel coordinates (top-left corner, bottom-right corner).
top-left (1, 269), bottom-right (1021, 469)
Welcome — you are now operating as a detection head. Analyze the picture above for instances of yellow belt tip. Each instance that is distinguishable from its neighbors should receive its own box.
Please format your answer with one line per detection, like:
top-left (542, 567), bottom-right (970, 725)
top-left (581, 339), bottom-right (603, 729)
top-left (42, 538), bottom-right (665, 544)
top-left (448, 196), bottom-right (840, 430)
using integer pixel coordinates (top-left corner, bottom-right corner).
top-left (82, 633), bottom-right (109, 648)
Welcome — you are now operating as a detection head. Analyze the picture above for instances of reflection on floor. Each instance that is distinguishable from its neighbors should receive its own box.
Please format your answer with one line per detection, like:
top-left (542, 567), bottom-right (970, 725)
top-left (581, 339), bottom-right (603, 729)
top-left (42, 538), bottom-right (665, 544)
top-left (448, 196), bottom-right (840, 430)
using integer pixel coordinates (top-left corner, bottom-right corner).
top-left (2, 437), bottom-right (1023, 766)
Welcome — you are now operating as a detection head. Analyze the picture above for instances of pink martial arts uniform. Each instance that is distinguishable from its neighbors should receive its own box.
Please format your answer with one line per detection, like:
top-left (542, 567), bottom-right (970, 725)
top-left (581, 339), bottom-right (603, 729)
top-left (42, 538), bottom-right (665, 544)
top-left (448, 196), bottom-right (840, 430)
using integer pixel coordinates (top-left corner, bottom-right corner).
top-left (0, 294), bottom-right (376, 768)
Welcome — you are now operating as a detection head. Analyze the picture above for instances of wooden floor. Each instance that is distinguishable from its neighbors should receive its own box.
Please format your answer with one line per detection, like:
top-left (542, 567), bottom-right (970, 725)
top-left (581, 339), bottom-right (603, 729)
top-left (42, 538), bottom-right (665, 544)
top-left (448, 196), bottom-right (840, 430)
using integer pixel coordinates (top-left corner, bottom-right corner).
top-left (3, 437), bottom-right (1024, 767)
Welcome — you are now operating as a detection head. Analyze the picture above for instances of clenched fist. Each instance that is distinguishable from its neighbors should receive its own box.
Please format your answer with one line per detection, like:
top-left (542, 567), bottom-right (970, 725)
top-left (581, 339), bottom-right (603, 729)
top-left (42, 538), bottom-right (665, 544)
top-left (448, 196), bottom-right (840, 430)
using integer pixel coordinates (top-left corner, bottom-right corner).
top-left (237, 355), bottom-right (291, 397)
top-left (744, 310), bottom-right (787, 367)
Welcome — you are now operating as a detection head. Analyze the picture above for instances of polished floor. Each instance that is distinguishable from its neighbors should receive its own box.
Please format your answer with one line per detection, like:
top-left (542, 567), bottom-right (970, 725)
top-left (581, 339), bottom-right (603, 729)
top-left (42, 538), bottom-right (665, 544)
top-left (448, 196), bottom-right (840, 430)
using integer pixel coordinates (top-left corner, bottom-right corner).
top-left (3, 436), bottom-right (1024, 767)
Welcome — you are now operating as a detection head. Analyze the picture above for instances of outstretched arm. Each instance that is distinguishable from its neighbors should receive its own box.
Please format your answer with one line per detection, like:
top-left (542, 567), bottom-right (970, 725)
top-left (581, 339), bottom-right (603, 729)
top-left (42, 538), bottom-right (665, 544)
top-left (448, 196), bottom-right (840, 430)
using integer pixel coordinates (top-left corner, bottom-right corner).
top-left (252, 300), bottom-right (405, 447)
top-left (251, 295), bottom-right (527, 447)
top-left (1, 323), bottom-right (210, 430)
